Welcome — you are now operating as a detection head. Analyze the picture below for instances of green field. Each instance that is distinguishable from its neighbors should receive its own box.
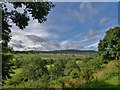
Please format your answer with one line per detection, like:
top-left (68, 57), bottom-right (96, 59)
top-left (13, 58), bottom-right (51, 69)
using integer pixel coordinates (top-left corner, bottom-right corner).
top-left (3, 53), bottom-right (119, 88)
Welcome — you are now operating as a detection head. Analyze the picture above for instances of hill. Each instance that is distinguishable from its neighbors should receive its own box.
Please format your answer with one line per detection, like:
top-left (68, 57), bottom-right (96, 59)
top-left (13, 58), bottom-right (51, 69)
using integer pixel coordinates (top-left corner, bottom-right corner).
top-left (13, 49), bottom-right (97, 54)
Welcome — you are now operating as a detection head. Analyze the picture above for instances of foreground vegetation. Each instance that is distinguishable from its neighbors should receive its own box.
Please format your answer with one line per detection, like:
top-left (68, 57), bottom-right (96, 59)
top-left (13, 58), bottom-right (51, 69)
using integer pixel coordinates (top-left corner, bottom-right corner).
top-left (3, 53), bottom-right (119, 88)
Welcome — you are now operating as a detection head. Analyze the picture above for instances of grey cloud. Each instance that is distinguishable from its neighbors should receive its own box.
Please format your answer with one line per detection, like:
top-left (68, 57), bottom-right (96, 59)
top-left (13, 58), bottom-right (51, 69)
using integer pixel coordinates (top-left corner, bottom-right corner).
top-left (25, 34), bottom-right (48, 43)
top-left (9, 34), bottom-right (83, 51)
top-left (10, 40), bottom-right (25, 49)
top-left (25, 34), bottom-right (60, 49)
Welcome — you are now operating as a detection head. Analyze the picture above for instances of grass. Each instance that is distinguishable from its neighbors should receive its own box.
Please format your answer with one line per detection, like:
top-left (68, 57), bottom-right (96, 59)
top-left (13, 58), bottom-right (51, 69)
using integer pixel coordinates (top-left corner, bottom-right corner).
top-left (105, 76), bottom-right (118, 85)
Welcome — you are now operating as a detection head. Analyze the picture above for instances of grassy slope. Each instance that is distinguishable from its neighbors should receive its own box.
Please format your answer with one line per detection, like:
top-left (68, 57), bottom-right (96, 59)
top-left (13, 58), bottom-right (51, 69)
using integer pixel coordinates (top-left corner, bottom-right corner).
top-left (91, 60), bottom-right (119, 88)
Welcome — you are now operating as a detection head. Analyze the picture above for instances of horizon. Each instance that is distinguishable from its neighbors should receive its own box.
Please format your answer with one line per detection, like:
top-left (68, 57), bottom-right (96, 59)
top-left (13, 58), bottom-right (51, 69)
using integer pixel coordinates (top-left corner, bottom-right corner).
top-left (12, 49), bottom-right (97, 52)
top-left (8, 2), bottom-right (118, 51)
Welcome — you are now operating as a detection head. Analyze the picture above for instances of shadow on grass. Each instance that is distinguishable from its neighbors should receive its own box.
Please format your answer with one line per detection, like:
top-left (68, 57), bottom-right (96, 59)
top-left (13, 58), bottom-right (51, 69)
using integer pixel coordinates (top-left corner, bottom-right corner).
top-left (78, 80), bottom-right (119, 89)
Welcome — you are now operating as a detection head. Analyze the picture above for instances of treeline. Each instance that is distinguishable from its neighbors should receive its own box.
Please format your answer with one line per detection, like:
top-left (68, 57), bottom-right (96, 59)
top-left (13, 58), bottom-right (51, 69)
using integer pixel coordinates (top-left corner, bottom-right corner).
top-left (12, 50), bottom-right (97, 54)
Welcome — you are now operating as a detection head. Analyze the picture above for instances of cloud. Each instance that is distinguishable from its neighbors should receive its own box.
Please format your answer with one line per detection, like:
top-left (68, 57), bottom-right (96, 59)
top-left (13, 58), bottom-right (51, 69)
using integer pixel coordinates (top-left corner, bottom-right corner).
top-left (60, 40), bottom-right (81, 50)
top-left (73, 28), bottom-right (100, 45)
top-left (9, 34), bottom-right (82, 51)
top-left (79, 39), bottom-right (89, 43)
top-left (74, 2), bottom-right (98, 23)
top-left (85, 42), bottom-right (99, 50)
top-left (85, 29), bottom-right (99, 38)
top-left (99, 17), bottom-right (109, 25)
top-left (25, 34), bottom-right (49, 43)
top-left (10, 42), bottom-right (25, 49)
top-left (11, 19), bottom-right (52, 39)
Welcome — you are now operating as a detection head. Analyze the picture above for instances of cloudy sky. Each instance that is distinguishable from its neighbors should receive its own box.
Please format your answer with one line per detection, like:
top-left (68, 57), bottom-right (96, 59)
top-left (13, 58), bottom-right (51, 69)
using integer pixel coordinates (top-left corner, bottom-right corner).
top-left (9, 2), bottom-right (118, 51)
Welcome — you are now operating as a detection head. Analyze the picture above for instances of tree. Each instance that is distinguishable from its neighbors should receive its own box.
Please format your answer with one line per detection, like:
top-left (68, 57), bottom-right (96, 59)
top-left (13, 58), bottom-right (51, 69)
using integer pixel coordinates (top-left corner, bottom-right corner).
top-left (23, 57), bottom-right (48, 81)
top-left (64, 60), bottom-right (79, 76)
top-left (98, 26), bottom-right (120, 60)
top-left (51, 60), bottom-right (65, 79)
top-left (1, 2), bottom-right (54, 80)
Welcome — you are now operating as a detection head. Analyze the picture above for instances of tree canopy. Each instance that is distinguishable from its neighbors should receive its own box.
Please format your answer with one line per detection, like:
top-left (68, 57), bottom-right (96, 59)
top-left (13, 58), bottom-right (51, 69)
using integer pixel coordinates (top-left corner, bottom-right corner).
top-left (98, 26), bottom-right (120, 60)
top-left (1, 2), bottom-right (54, 80)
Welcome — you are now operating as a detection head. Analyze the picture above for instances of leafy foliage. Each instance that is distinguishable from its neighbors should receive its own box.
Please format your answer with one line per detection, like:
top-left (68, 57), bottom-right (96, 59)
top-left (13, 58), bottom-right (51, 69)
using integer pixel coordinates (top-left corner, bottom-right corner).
top-left (98, 26), bottom-right (120, 61)
top-left (2, 53), bottom-right (14, 80)
top-left (3, 53), bottom-right (119, 88)
top-left (2, 2), bottom-right (54, 81)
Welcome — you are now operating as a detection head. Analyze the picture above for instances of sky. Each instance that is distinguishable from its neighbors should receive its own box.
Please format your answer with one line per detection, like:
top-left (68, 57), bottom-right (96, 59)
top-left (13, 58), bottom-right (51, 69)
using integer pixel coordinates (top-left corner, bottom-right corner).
top-left (8, 2), bottom-right (118, 51)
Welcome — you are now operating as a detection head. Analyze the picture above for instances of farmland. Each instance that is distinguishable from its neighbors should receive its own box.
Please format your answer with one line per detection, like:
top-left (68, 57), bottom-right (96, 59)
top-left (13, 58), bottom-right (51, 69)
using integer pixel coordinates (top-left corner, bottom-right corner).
top-left (3, 52), bottom-right (119, 88)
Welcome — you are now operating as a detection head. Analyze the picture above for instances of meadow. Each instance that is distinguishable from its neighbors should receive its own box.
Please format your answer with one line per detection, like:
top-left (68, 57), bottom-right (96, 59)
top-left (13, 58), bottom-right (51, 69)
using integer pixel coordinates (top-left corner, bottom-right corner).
top-left (3, 52), bottom-right (119, 88)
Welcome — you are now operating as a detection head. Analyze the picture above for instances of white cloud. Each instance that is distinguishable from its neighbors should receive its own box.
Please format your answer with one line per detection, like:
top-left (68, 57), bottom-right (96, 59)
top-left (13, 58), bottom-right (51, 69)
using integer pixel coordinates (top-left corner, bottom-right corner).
top-left (79, 39), bottom-right (89, 43)
top-left (11, 19), bottom-right (52, 39)
top-left (100, 17), bottom-right (109, 25)
top-left (74, 2), bottom-right (98, 23)
top-left (60, 40), bottom-right (81, 50)
top-left (85, 42), bottom-right (99, 50)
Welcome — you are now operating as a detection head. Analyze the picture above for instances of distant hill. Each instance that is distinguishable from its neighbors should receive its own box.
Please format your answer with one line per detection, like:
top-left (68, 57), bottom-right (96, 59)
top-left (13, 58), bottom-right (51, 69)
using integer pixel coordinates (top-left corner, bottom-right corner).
top-left (13, 49), bottom-right (97, 54)
top-left (48, 49), bottom-right (96, 54)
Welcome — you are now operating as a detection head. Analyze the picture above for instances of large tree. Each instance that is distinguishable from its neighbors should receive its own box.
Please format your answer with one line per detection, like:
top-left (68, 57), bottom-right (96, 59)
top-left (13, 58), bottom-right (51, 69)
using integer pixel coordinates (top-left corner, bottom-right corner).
top-left (1, 2), bottom-right (54, 80)
top-left (98, 26), bottom-right (120, 60)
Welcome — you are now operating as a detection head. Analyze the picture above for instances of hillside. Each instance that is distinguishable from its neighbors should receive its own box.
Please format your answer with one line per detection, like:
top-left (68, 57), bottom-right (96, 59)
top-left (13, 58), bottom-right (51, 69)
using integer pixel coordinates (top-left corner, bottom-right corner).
top-left (13, 49), bottom-right (97, 54)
